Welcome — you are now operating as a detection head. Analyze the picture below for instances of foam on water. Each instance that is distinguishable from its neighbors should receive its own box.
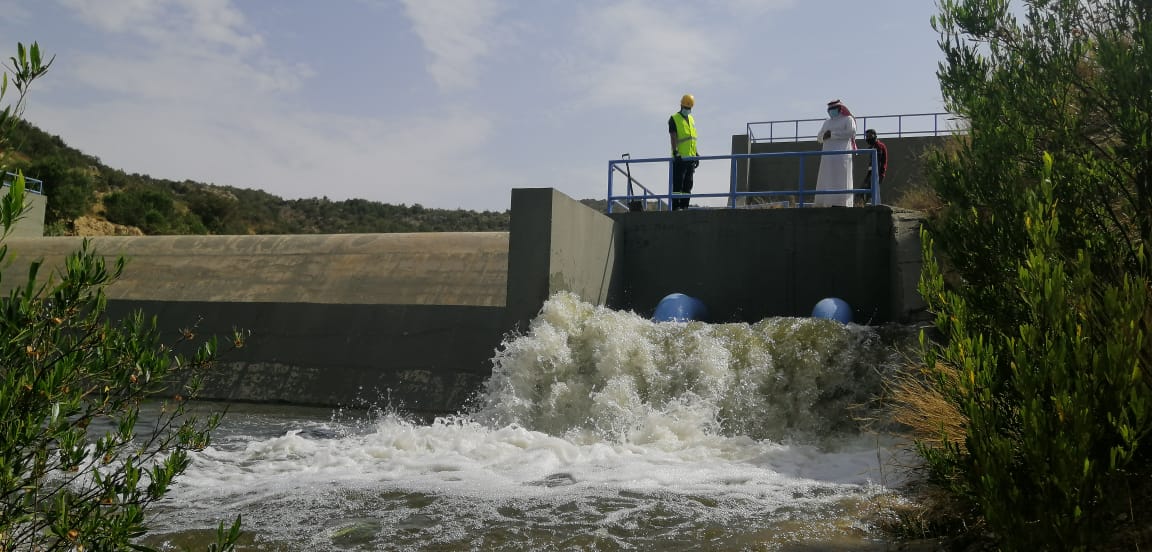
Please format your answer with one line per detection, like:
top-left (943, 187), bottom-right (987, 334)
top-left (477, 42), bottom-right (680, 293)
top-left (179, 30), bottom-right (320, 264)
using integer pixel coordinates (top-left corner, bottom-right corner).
top-left (150, 292), bottom-right (913, 551)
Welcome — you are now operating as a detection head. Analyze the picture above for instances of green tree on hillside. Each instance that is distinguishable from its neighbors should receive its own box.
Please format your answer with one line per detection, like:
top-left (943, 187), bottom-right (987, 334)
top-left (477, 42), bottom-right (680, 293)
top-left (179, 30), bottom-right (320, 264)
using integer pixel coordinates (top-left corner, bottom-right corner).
top-left (2, 112), bottom-right (515, 234)
top-left (913, 1), bottom-right (1152, 549)
top-left (185, 187), bottom-right (244, 234)
top-left (20, 155), bottom-right (95, 223)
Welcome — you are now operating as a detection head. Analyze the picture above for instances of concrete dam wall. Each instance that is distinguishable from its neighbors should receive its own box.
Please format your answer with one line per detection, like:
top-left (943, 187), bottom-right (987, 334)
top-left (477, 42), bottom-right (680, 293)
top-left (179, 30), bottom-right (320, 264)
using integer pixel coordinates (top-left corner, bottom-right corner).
top-left (1, 190), bottom-right (925, 414)
top-left (0, 233), bottom-right (509, 415)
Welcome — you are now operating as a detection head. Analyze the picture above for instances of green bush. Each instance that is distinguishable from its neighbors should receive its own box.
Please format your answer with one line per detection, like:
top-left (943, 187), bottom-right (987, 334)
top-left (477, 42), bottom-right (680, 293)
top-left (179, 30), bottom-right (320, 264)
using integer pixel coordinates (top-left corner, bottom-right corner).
top-left (0, 42), bottom-right (242, 551)
top-left (919, 1), bottom-right (1152, 548)
top-left (920, 155), bottom-right (1152, 550)
top-left (929, 0), bottom-right (1152, 334)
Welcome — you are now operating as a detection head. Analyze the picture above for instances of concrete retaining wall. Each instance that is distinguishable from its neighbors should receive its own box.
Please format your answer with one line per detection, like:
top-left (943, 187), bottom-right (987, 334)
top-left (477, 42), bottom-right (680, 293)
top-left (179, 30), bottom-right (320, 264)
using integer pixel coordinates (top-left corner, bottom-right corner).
top-left (1, 233), bottom-right (509, 414)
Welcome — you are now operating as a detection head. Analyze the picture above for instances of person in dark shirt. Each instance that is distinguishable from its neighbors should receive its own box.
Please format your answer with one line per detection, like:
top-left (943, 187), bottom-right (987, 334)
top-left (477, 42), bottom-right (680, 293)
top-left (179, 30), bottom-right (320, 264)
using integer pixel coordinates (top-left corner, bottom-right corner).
top-left (864, 128), bottom-right (887, 186)
top-left (668, 94), bottom-right (698, 210)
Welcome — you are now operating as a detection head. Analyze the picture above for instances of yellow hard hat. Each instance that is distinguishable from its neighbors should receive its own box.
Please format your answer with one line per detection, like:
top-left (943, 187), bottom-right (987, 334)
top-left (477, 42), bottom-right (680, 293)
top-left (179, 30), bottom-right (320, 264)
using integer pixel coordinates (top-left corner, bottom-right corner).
top-left (681, 94), bottom-right (695, 108)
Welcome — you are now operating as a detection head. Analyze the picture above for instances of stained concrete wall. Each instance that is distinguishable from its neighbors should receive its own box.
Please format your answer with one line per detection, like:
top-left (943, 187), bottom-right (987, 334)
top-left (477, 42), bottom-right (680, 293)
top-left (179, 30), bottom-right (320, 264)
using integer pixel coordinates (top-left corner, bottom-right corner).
top-left (505, 188), bottom-right (622, 332)
top-left (0, 233), bottom-right (509, 414)
top-left (730, 134), bottom-right (948, 207)
top-left (607, 205), bottom-right (925, 324)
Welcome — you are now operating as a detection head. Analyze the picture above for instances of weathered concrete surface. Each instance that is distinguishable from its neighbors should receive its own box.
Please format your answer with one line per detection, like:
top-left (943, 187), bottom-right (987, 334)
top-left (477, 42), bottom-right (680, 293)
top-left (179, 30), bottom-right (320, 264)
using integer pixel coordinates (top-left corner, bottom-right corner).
top-left (505, 189), bottom-right (621, 332)
top-left (0, 233), bottom-right (509, 414)
top-left (889, 209), bottom-right (929, 323)
top-left (102, 300), bottom-right (503, 412)
top-left (2, 233), bottom-right (507, 305)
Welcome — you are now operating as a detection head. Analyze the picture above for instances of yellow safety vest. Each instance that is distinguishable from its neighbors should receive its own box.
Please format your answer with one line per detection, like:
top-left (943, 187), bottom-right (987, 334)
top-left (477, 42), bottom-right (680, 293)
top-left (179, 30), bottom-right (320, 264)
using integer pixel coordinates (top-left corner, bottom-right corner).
top-left (672, 113), bottom-right (697, 157)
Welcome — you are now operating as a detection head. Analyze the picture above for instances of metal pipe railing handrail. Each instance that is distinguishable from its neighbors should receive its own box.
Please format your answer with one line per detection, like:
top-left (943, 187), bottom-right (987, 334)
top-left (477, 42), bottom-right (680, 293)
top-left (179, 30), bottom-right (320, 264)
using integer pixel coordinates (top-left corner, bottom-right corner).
top-left (606, 149), bottom-right (881, 213)
top-left (611, 164), bottom-right (667, 211)
top-left (1, 171), bottom-right (44, 194)
top-left (745, 112), bottom-right (966, 144)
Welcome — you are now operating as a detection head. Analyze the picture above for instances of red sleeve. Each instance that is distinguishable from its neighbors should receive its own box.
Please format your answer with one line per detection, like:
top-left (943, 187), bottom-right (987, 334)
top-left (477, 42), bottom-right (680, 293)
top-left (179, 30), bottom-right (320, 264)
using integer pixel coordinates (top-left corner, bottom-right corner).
top-left (879, 142), bottom-right (888, 176)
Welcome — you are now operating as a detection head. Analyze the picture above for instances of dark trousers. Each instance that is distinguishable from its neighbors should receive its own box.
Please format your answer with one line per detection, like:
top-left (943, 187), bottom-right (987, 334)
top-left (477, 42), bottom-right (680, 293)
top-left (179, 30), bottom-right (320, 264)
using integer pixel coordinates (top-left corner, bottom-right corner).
top-left (671, 158), bottom-right (696, 210)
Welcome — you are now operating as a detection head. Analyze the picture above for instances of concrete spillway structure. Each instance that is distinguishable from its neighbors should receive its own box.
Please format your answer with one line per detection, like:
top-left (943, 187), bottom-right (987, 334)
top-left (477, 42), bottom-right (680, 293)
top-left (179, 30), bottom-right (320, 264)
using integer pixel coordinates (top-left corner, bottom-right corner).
top-left (0, 189), bottom-right (926, 415)
top-left (1, 233), bottom-right (509, 414)
top-left (505, 189), bottom-right (926, 332)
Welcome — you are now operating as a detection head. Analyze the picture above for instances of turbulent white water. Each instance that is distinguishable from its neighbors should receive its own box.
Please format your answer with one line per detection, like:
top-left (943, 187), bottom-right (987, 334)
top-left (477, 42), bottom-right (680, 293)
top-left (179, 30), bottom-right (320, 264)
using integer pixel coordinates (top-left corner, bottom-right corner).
top-left (146, 292), bottom-right (915, 551)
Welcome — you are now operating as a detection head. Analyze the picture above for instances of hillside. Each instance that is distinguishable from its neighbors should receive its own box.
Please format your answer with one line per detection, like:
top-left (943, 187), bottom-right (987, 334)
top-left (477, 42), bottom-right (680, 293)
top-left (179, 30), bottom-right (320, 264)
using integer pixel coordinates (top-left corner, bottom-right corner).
top-left (1, 119), bottom-right (515, 236)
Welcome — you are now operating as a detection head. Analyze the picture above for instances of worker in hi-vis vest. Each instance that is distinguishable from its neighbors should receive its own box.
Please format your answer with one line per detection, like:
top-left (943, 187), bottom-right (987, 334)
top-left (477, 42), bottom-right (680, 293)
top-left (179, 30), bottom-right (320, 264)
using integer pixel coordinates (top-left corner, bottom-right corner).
top-left (667, 94), bottom-right (698, 210)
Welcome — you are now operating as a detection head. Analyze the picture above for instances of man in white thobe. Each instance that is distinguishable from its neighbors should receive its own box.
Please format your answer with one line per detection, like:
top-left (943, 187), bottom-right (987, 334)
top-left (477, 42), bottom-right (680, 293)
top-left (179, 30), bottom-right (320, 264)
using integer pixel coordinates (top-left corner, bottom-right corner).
top-left (814, 99), bottom-right (857, 207)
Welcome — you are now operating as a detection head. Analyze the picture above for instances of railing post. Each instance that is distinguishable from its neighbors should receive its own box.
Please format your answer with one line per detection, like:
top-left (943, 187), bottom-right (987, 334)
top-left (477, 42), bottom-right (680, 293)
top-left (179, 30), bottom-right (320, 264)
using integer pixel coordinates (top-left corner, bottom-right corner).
top-left (667, 158), bottom-right (674, 211)
top-left (729, 157), bottom-right (737, 208)
top-left (607, 161), bottom-right (616, 213)
top-left (870, 149), bottom-right (881, 205)
top-left (797, 153), bottom-right (807, 208)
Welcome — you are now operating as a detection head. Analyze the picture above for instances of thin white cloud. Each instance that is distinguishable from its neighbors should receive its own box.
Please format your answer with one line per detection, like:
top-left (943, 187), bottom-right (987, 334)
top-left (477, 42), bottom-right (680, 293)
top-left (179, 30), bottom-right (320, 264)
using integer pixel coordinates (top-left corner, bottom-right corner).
top-left (53, 0), bottom-right (309, 105)
top-left (57, 0), bottom-right (262, 53)
top-left (399, 0), bottom-right (504, 92)
top-left (558, 0), bottom-right (796, 118)
top-left (567, 1), bottom-right (737, 116)
top-left (66, 49), bottom-right (311, 105)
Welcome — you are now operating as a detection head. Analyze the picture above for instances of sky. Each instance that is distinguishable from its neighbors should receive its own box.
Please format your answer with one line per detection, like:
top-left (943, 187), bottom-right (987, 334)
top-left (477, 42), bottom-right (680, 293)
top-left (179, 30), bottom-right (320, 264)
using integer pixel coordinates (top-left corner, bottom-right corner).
top-left (3, 0), bottom-right (948, 212)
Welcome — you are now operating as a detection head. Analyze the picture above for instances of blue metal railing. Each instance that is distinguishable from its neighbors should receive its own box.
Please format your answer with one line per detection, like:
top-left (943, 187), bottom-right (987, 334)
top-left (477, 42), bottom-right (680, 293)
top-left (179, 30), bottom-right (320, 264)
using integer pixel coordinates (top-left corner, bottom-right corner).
top-left (1, 171), bottom-right (44, 194)
top-left (611, 162), bottom-right (667, 212)
top-left (746, 112), bottom-right (963, 144)
top-left (606, 149), bottom-right (881, 213)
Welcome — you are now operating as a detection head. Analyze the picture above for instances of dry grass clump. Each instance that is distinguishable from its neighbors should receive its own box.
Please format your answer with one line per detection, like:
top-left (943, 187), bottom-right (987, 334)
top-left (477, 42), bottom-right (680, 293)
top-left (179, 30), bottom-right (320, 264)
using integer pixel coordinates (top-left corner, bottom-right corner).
top-left (887, 362), bottom-right (967, 453)
top-left (893, 183), bottom-right (944, 216)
